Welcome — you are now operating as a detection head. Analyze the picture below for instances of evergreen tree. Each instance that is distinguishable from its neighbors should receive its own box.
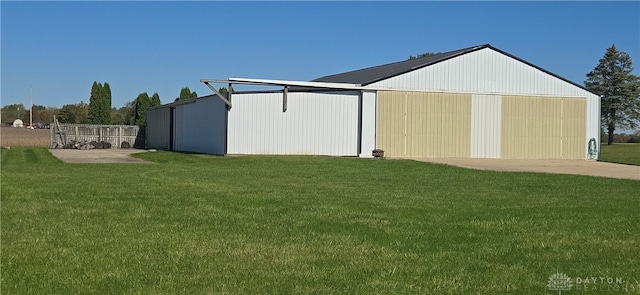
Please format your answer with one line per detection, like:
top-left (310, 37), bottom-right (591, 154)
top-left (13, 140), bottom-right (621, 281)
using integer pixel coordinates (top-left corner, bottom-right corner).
top-left (88, 81), bottom-right (112, 124)
top-left (175, 87), bottom-right (198, 102)
top-left (132, 92), bottom-right (151, 127)
top-left (218, 86), bottom-right (234, 99)
top-left (88, 81), bottom-right (101, 124)
top-left (102, 82), bottom-right (112, 124)
top-left (408, 52), bottom-right (440, 60)
top-left (585, 45), bottom-right (640, 145)
top-left (151, 93), bottom-right (161, 107)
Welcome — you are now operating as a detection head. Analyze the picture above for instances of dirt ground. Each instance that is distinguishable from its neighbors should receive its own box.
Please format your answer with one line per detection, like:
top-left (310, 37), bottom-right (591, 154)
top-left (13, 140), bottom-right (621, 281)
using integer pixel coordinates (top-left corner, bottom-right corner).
top-left (401, 157), bottom-right (640, 180)
top-left (48, 149), bottom-right (153, 164)
top-left (1, 127), bottom-right (50, 147)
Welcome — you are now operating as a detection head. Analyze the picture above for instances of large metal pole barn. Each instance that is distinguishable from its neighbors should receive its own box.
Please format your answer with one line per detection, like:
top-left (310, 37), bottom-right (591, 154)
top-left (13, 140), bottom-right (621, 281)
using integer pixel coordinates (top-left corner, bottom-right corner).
top-left (147, 44), bottom-right (600, 160)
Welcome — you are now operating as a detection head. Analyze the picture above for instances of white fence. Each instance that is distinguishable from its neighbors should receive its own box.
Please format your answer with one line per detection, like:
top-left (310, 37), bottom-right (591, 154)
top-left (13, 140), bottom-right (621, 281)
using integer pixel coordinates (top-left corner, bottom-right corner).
top-left (51, 124), bottom-right (140, 148)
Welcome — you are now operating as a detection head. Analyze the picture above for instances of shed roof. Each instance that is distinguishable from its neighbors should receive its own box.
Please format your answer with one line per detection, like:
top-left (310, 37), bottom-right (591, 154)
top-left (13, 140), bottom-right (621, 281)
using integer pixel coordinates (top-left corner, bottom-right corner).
top-left (312, 44), bottom-right (592, 93)
top-left (312, 44), bottom-right (487, 86)
top-left (197, 44), bottom-right (594, 96)
top-left (149, 94), bottom-right (217, 110)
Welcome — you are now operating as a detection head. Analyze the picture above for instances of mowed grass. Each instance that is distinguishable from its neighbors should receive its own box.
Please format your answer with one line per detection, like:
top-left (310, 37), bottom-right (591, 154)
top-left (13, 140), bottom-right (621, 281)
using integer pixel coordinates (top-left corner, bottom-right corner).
top-left (599, 143), bottom-right (640, 166)
top-left (2, 148), bottom-right (639, 294)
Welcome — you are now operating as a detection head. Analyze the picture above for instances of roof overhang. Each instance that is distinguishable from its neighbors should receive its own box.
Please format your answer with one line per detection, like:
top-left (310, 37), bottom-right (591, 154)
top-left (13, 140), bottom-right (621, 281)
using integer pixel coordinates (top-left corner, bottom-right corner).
top-left (201, 77), bottom-right (589, 97)
top-left (201, 78), bottom-right (372, 111)
top-left (201, 77), bottom-right (365, 90)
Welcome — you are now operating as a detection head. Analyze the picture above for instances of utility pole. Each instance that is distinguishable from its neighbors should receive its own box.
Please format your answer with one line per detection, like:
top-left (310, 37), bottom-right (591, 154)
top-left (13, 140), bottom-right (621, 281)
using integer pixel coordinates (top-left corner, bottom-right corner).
top-left (29, 86), bottom-right (33, 128)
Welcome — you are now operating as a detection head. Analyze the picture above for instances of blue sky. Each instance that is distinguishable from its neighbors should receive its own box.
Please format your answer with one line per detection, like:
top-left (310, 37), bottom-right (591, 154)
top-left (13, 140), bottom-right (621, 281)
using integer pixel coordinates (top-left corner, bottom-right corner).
top-left (2, 1), bottom-right (639, 109)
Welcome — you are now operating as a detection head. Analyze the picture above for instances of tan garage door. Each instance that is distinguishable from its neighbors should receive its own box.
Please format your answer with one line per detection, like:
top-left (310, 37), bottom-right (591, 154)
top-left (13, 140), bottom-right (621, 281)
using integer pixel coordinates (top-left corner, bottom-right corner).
top-left (501, 96), bottom-right (586, 159)
top-left (377, 91), bottom-right (471, 157)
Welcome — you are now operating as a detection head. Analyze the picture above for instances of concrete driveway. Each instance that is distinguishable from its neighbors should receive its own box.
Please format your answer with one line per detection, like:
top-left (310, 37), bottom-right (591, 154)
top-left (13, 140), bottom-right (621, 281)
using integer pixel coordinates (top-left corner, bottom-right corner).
top-left (49, 148), bottom-right (153, 164)
top-left (400, 158), bottom-right (640, 180)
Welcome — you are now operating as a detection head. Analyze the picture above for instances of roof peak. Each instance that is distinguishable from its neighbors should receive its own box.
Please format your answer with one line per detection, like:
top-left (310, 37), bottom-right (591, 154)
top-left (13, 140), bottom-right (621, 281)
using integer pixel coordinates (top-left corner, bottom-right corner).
top-left (313, 44), bottom-right (491, 85)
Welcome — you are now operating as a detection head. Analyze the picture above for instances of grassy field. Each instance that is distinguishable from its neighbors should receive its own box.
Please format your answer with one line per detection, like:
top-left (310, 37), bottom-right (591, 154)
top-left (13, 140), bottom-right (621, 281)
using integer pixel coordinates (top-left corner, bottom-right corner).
top-left (2, 148), bottom-right (639, 294)
top-left (599, 143), bottom-right (640, 166)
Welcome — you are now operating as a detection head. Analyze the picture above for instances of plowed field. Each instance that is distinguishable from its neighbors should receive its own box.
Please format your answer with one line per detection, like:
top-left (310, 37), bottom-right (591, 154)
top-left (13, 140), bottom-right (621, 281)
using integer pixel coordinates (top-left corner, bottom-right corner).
top-left (1, 127), bottom-right (50, 147)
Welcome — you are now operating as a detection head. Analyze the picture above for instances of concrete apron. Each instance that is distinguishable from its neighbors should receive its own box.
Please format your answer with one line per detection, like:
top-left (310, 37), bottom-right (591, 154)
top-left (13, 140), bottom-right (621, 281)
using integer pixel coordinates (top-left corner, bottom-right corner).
top-left (397, 158), bottom-right (640, 180)
top-left (48, 149), bottom-right (153, 164)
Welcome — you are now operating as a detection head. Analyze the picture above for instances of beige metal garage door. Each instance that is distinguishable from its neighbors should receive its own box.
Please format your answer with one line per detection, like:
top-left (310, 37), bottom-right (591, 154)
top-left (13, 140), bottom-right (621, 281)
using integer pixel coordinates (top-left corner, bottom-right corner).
top-left (377, 91), bottom-right (472, 157)
top-left (501, 96), bottom-right (586, 159)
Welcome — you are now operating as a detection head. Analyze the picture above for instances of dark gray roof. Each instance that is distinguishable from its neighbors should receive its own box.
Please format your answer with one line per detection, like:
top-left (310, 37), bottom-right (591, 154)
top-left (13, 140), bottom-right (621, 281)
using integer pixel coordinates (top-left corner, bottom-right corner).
top-left (309, 44), bottom-right (593, 94)
top-left (312, 44), bottom-right (489, 86)
top-left (149, 94), bottom-right (218, 110)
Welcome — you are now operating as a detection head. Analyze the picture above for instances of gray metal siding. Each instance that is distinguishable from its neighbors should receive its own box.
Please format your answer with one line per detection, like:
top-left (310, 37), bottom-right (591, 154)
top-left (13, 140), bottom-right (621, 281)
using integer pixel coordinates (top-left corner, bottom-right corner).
top-left (173, 96), bottom-right (227, 155)
top-left (146, 107), bottom-right (172, 150)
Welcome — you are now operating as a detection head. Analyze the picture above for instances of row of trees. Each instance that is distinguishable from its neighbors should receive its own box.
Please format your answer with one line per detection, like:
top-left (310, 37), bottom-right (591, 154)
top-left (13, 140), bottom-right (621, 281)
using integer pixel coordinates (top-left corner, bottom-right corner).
top-left (4, 48), bottom-right (638, 143)
top-left (1, 104), bottom-right (57, 124)
top-left (407, 52), bottom-right (440, 60)
top-left (2, 85), bottom-right (205, 127)
top-left (0, 101), bottom-right (130, 126)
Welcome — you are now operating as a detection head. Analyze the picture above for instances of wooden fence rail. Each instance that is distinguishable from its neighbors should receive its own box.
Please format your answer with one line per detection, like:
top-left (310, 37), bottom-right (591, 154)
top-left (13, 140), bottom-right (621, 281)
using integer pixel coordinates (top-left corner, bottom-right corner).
top-left (50, 124), bottom-right (140, 148)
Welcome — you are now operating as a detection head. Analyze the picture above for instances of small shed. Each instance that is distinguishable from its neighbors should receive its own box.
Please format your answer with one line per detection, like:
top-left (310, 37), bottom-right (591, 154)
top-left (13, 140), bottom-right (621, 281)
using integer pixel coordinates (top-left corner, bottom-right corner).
top-left (12, 119), bottom-right (24, 128)
top-left (147, 95), bottom-right (227, 155)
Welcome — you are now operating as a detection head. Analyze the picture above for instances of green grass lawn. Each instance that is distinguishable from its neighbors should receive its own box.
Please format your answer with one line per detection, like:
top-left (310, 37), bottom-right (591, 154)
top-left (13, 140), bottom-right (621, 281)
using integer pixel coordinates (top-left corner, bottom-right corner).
top-left (599, 143), bottom-right (640, 166)
top-left (2, 147), bottom-right (639, 294)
